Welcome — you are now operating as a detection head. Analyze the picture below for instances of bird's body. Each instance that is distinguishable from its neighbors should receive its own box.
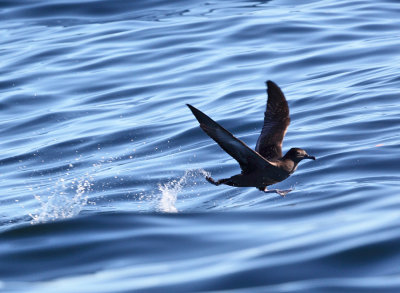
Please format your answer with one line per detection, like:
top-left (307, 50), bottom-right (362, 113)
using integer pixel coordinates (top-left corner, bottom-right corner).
top-left (187, 81), bottom-right (315, 196)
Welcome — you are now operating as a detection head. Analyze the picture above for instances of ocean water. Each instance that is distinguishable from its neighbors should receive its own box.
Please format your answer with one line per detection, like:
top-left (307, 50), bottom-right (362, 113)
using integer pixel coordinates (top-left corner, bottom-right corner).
top-left (1, 0), bottom-right (400, 292)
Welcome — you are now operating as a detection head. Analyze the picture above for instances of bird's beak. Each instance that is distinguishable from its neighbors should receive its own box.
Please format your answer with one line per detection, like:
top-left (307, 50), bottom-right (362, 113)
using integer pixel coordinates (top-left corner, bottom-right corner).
top-left (305, 154), bottom-right (316, 160)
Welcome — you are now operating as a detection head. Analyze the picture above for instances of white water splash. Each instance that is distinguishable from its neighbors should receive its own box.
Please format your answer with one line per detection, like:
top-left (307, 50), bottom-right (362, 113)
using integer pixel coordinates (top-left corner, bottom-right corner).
top-left (157, 169), bottom-right (210, 213)
top-left (29, 177), bottom-right (94, 224)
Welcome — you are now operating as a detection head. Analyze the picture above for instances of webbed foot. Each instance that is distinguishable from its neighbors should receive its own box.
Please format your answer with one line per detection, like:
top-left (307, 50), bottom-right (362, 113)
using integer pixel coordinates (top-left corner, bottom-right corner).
top-left (206, 176), bottom-right (231, 186)
top-left (263, 188), bottom-right (292, 197)
top-left (206, 176), bottom-right (219, 185)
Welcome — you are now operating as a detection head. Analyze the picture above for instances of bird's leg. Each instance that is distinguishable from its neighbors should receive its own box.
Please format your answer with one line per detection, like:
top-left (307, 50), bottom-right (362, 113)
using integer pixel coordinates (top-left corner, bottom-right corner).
top-left (206, 176), bottom-right (230, 186)
top-left (263, 187), bottom-right (292, 197)
top-left (205, 176), bottom-right (218, 185)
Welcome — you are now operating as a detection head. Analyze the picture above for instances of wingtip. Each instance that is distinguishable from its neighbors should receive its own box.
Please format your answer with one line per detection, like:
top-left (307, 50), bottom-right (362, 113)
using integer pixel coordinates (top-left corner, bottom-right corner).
top-left (186, 103), bottom-right (205, 123)
top-left (266, 80), bottom-right (277, 88)
top-left (187, 103), bottom-right (195, 111)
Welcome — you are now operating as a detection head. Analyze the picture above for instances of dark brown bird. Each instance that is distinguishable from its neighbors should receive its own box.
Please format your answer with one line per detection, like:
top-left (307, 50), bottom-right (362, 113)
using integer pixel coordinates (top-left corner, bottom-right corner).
top-left (187, 80), bottom-right (315, 196)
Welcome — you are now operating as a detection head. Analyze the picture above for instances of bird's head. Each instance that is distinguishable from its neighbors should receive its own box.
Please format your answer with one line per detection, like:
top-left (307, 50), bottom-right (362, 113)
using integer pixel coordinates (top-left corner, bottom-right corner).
top-left (284, 148), bottom-right (316, 163)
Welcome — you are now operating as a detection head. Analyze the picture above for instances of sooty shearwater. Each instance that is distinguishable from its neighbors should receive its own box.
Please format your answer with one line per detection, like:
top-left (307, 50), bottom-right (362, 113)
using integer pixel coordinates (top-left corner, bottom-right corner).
top-left (187, 80), bottom-right (315, 196)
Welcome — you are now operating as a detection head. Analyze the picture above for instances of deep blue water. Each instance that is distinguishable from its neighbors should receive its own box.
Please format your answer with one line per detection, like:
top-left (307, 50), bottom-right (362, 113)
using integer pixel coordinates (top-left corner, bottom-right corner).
top-left (1, 0), bottom-right (400, 292)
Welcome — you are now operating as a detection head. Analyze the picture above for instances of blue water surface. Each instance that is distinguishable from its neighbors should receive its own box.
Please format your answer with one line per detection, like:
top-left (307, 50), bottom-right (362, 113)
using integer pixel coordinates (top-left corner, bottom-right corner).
top-left (1, 0), bottom-right (400, 292)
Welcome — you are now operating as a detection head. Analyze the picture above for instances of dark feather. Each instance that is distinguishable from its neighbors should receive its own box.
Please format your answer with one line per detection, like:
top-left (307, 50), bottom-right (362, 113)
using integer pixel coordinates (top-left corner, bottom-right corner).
top-left (187, 104), bottom-right (274, 173)
top-left (255, 80), bottom-right (291, 161)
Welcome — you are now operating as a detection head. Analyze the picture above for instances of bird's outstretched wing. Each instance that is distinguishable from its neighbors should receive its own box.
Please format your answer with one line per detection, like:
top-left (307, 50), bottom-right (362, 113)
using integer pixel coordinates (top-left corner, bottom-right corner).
top-left (255, 80), bottom-right (291, 161)
top-left (187, 104), bottom-right (275, 173)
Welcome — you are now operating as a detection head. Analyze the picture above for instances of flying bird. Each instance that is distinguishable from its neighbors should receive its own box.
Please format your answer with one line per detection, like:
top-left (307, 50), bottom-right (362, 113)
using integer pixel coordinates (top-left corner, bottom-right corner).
top-left (187, 80), bottom-right (315, 196)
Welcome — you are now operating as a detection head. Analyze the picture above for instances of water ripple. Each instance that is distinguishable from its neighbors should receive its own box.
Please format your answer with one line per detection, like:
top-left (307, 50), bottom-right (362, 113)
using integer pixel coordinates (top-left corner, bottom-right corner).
top-left (1, 0), bottom-right (400, 291)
